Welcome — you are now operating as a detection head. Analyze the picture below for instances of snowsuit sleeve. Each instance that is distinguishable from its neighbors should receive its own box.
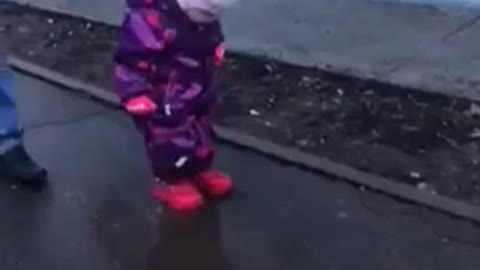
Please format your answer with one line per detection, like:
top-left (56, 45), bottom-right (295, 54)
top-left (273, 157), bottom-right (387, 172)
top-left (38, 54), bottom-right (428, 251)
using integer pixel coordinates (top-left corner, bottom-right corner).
top-left (114, 0), bottom-right (169, 102)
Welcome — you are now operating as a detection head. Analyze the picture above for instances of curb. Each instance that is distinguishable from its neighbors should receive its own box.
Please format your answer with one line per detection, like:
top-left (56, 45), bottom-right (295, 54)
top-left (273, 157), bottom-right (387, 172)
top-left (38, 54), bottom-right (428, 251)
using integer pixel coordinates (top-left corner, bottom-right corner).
top-left (10, 56), bottom-right (480, 224)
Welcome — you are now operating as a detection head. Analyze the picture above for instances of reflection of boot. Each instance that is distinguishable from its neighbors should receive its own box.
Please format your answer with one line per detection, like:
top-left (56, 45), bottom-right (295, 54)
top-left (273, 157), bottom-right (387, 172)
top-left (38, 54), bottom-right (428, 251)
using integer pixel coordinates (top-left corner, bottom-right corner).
top-left (147, 205), bottom-right (232, 270)
top-left (0, 144), bottom-right (47, 184)
top-left (152, 181), bottom-right (204, 211)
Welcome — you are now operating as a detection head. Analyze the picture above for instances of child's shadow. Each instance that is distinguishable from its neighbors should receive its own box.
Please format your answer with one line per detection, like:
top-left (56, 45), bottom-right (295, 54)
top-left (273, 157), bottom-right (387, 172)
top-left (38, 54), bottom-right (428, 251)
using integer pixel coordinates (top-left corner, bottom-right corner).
top-left (147, 205), bottom-right (232, 270)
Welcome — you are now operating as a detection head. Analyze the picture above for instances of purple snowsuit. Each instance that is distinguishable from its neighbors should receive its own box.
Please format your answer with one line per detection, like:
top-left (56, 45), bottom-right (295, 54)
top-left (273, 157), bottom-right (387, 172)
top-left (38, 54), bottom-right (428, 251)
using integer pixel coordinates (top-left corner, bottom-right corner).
top-left (114, 0), bottom-right (225, 182)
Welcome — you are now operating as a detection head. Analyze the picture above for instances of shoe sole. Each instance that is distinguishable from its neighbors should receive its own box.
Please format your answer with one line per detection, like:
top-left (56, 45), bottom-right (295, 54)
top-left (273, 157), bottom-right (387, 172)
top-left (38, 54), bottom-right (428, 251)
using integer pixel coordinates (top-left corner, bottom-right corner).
top-left (0, 171), bottom-right (48, 186)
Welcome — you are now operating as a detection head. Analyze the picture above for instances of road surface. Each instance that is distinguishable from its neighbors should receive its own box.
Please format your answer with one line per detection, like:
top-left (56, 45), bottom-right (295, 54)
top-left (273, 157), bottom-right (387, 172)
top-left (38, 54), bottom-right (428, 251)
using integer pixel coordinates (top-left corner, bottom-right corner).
top-left (0, 73), bottom-right (479, 269)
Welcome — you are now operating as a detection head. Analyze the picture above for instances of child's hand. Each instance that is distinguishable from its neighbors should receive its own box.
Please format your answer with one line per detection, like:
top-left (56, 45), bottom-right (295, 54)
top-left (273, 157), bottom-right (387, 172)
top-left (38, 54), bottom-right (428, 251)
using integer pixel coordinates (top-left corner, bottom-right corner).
top-left (214, 44), bottom-right (225, 66)
top-left (125, 95), bottom-right (158, 115)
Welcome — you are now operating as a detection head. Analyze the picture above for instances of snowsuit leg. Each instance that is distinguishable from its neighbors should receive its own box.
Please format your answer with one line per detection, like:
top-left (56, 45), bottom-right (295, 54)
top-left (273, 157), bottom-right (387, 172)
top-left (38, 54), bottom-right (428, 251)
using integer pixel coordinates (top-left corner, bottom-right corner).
top-left (131, 111), bottom-right (215, 182)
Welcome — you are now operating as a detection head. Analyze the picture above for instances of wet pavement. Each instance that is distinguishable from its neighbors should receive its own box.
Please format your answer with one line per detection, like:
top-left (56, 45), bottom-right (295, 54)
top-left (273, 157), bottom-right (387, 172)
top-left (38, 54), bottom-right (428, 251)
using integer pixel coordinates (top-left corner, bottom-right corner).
top-left (2, 73), bottom-right (480, 270)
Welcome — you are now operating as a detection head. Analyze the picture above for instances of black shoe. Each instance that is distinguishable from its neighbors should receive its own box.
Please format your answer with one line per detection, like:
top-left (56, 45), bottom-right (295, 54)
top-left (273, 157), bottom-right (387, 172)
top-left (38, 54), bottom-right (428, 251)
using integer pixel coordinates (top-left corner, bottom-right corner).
top-left (0, 144), bottom-right (48, 184)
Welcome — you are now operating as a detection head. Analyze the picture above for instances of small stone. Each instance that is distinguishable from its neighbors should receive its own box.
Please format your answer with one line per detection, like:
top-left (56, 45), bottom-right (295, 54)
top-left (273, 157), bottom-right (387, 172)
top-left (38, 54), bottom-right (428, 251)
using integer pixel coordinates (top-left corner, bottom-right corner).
top-left (470, 129), bottom-right (480, 138)
top-left (469, 103), bottom-right (480, 116)
top-left (336, 88), bottom-right (344, 95)
top-left (332, 98), bottom-right (342, 105)
top-left (410, 171), bottom-right (421, 179)
top-left (364, 89), bottom-right (374, 95)
top-left (296, 139), bottom-right (310, 147)
top-left (85, 22), bottom-right (92, 29)
top-left (265, 64), bottom-right (274, 73)
top-left (417, 182), bottom-right (428, 190)
top-left (301, 77), bottom-right (315, 87)
top-left (47, 18), bottom-right (54, 24)
top-left (249, 109), bottom-right (261, 116)
top-left (265, 121), bottom-right (273, 127)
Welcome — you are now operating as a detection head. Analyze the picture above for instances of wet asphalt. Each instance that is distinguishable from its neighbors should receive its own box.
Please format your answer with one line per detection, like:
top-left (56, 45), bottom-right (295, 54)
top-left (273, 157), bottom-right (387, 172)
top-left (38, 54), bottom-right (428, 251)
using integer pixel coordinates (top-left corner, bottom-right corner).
top-left (1, 74), bottom-right (480, 270)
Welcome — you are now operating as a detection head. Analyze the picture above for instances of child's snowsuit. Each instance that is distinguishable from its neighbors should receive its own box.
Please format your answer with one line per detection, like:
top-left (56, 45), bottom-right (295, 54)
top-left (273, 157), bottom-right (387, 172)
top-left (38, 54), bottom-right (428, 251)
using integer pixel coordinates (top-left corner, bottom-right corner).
top-left (115, 0), bottom-right (225, 182)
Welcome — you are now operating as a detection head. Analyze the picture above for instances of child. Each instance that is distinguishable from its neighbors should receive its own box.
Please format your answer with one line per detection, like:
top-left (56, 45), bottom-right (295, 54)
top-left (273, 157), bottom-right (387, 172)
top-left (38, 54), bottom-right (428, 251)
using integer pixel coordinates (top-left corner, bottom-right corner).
top-left (115, 0), bottom-right (236, 211)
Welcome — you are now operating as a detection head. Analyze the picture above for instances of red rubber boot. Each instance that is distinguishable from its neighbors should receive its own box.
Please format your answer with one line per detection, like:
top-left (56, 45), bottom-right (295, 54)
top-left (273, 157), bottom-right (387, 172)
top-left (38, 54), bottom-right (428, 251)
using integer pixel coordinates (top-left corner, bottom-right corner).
top-left (152, 181), bottom-right (204, 211)
top-left (195, 170), bottom-right (233, 197)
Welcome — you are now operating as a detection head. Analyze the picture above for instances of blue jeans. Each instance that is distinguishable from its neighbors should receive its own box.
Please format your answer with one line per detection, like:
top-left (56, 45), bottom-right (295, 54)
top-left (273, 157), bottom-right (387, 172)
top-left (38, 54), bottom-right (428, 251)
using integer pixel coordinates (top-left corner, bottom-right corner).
top-left (0, 55), bottom-right (20, 146)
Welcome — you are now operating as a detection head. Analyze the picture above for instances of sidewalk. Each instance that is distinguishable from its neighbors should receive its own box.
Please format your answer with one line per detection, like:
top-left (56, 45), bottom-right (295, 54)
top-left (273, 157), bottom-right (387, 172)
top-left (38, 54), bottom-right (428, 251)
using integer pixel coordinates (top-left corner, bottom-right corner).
top-left (6, 0), bottom-right (480, 100)
top-left (2, 73), bottom-right (480, 269)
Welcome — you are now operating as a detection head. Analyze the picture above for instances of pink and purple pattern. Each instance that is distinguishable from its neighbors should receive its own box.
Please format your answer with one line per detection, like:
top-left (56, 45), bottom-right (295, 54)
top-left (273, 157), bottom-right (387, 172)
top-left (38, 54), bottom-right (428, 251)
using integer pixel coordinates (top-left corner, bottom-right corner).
top-left (115, 0), bottom-right (224, 181)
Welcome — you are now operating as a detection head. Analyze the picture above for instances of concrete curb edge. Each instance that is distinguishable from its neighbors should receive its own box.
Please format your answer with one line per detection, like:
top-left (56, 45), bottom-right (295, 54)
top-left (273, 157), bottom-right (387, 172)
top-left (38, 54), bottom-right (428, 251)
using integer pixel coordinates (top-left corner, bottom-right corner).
top-left (9, 56), bottom-right (480, 224)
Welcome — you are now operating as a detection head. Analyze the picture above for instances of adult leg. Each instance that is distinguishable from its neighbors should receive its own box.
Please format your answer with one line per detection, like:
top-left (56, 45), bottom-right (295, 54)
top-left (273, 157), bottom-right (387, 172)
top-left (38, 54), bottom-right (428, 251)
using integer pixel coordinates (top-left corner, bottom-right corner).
top-left (0, 57), bottom-right (47, 184)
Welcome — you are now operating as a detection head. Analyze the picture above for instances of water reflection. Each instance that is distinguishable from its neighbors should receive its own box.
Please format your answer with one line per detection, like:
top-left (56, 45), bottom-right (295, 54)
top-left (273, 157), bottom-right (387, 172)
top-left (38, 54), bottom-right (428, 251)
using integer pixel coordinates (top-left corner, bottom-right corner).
top-left (147, 205), bottom-right (232, 270)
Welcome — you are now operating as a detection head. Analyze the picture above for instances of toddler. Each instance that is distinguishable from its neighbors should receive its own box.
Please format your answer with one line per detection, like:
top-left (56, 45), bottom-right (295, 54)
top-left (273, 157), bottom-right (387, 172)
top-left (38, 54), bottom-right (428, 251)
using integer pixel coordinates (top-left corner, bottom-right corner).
top-left (115, 0), bottom-right (237, 211)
